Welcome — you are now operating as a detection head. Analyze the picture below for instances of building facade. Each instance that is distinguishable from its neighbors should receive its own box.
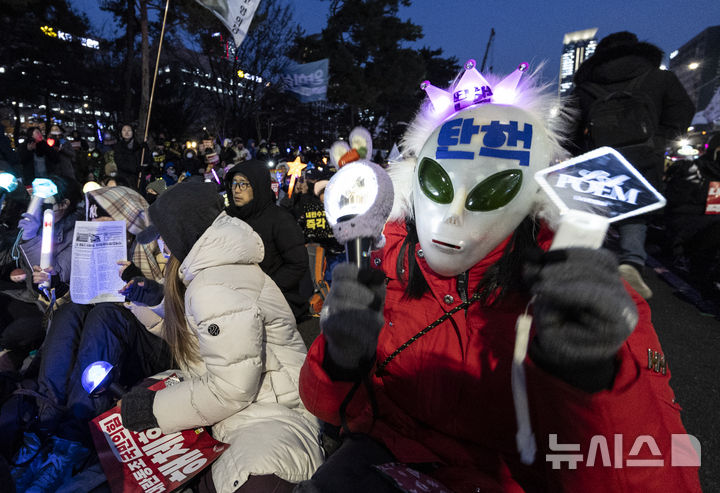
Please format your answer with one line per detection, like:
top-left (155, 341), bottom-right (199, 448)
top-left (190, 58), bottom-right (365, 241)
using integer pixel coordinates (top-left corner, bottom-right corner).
top-left (669, 25), bottom-right (720, 112)
top-left (558, 28), bottom-right (598, 96)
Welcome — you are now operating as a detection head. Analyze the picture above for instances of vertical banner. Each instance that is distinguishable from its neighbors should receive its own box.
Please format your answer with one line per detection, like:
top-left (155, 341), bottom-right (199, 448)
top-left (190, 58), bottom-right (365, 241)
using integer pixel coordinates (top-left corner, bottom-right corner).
top-left (283, 59), bottom-right (329, 103)
top-left (195, 0), bottom-right (262, 47)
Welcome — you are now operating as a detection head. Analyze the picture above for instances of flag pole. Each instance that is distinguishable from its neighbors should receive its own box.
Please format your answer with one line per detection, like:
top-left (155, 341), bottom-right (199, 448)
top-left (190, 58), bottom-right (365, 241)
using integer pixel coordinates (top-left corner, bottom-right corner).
top-left (138, 0), bottom-right (171, 188)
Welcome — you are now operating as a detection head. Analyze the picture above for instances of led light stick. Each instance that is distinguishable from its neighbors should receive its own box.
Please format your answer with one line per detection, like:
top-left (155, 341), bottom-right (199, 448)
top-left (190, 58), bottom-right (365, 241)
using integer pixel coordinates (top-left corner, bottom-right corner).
top-left (0, 172), bottom-right (18, 210)
top-left (39, 209), bottom-right (54, 290)
top-left (26, 178), bottom-right (58, 220)
top-left (286, 156), bottom-right (307, 198)
top-left (211, 167), bottom-right (221, 185)
top-left (81, 360), bottom-right (125, 398)
top-left (324, 160), bottom-right (394, 269)
top-left (0, 172), bottom-right (18, 194)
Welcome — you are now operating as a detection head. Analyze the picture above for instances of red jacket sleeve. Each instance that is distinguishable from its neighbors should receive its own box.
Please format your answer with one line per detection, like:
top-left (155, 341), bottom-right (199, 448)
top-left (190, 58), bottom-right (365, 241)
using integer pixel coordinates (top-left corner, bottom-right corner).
top-left (299, 333), bottom-right (374, 428)
top-left (525, 289), bottom-right (701, 492)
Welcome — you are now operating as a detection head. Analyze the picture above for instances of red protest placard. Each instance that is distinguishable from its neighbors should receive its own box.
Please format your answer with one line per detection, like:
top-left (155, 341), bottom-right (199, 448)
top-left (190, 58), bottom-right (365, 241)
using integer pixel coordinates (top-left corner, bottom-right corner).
top-left (705, 181), bottom-right (720, 214)
top-left (89, 377), bottom-right (229, 493)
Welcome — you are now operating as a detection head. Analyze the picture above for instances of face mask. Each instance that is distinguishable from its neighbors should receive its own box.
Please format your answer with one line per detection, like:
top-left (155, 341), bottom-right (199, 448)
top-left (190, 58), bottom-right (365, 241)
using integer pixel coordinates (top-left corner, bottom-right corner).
top-left (413, 103), bottom-right (551, 277)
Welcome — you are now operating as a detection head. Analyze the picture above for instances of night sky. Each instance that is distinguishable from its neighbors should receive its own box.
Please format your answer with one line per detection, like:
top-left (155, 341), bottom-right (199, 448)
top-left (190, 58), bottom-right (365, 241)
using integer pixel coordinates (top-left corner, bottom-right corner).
top-left (74, 0), bottom-right (720, 85)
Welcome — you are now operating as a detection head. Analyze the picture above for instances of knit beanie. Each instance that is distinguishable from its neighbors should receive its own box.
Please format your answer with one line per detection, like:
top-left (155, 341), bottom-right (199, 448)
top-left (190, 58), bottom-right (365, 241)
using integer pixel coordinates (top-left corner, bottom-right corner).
top-left (138, 182), bottom-right (223, 263)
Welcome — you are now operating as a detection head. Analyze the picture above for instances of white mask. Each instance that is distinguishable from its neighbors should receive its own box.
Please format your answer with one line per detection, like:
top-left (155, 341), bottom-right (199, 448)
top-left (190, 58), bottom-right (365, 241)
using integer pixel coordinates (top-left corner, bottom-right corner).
top-left (413, 103), bottom-right (551, 277)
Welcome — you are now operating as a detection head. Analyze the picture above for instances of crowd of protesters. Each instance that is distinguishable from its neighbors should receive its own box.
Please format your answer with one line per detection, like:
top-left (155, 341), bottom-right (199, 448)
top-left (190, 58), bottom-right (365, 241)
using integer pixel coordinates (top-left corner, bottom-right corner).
top-left (0, 30), bottom-right (712, 493)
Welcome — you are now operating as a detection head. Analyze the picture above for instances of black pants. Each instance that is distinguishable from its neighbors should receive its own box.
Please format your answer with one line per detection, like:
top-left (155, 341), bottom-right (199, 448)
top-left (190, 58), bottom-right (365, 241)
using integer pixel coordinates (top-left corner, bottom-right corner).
top-left (36, 302), bottom-right (172, 443)
top-left (295, 435), bottom-right (397, 493)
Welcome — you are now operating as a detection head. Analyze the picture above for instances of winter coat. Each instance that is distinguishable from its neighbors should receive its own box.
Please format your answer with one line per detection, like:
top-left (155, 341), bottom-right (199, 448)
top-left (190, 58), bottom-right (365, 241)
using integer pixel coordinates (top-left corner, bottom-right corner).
top-left (151, 212), bottom-right (323, 491)
top-left (299, 220), bottom-right (700, 492)
top-left (225, 161), bottom-right (311, 319)
top-left (665, 155), bottom-right (720, 216)
top-left (19, 210), bottom-right (77, 284)
top-left (114, 139), bottom-right (142, 186)
top-left (52, 141), bottom-right (76, 179)
top-left (0, 133), bottom-right (19, 174)
top-left (571, 41), bottom-right (695, 189)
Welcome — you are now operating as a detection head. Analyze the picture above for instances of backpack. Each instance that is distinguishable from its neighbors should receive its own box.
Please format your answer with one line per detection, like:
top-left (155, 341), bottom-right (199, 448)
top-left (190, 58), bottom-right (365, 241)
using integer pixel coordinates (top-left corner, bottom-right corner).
top-left (580, 71), bottom-right (658, 150)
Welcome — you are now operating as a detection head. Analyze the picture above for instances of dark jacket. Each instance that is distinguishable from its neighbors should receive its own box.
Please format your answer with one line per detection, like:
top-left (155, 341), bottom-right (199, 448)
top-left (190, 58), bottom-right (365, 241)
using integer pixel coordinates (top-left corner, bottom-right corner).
top-left (665, 154), bottom-right (720, 217)
top-left (0, 134), bottom-right (19, 174)
top-left (114, 139), bottom-right (142, 186)
top-left (571, 40), bottom-right (695, 188)
top-left (225, 160), bottom-right (311, 319)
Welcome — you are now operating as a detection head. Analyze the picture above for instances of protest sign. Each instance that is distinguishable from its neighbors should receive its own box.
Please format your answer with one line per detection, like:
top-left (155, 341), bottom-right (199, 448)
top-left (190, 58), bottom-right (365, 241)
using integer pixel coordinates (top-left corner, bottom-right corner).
top-left (90, 377), bottom-right (229, 493)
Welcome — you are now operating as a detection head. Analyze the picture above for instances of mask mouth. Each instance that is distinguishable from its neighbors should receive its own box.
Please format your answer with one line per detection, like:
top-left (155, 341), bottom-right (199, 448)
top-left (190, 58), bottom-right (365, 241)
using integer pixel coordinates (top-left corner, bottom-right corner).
top-left (431, 238), bottom-right (462, 251)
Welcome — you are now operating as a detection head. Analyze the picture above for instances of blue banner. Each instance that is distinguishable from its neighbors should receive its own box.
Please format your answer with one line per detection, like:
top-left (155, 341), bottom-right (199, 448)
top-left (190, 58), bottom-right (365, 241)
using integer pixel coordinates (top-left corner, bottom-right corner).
top-left (283, 59), bottom-right (329, 103)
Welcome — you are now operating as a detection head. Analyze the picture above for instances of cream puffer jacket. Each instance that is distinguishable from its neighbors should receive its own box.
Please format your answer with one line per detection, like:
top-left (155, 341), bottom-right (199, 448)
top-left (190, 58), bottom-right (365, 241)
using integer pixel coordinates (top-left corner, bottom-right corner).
top-left (151, 212), bottom-right (323, 491)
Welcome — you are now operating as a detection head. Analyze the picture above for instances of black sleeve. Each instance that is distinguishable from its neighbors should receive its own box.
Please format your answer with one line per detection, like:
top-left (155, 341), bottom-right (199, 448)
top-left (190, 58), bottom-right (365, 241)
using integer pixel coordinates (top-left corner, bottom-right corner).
top-left (270, 210), bottom-right (309, 290)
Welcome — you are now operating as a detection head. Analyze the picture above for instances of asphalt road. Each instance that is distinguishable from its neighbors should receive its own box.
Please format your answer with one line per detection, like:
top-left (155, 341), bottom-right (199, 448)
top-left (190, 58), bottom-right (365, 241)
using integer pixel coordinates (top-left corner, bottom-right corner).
top-left (644, 264), bottom-right (719, 491)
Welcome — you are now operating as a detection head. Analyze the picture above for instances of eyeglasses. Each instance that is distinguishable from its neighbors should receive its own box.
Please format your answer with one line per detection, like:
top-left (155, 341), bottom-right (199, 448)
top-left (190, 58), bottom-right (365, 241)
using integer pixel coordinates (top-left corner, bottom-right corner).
top-left (232, 181), bottom-right (251, 191)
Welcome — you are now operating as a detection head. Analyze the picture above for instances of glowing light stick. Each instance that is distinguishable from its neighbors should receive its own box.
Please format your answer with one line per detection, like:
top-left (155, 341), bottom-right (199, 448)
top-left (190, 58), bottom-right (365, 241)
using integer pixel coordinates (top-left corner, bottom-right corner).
top-left (324, 160), bottom-right (394, 269)
top-left (211, 167), bottom-right (221, 185)
top-left (39, 209), bottom-right (54, 290)
top-left (27, 178), bottom-right (58, 219)
top-left (83, 181), bottom-right (102, 194)
top-left (286, 156), bottom-right (307, 198)
top-left (81, 360), bottom-right (124, 398)
top-left (0, 172), bottom-right (18, 193)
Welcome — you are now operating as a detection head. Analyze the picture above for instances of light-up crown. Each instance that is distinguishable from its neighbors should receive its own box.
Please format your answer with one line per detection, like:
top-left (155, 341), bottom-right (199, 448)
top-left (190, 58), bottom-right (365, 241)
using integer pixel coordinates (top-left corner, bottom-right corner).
top-left (421, 60), bottom-right (529, 115)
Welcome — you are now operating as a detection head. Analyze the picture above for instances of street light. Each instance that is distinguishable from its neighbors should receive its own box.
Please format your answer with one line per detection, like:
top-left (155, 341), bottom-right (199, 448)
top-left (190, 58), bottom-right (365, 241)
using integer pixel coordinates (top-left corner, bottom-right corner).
top-left (688, 62), bottom-right (700, 70)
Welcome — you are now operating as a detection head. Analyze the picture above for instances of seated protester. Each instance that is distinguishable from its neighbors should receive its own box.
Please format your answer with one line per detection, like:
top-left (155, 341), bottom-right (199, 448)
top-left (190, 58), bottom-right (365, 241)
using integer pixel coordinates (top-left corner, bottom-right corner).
top-left (11, 186), bottom-right (171, 493)
top-left (121, 182), bottom-right (323, 492)
top-left (224, 161), bottom-right (312, 321)
top-left (297, 64), bottom-right (700, 492)
top-left (161, 161), bottom-right (178, 187)
top-left (145, 177), bottom-right (168, 205)
top-left (664, 133), bottom-right (720, 297)
top-left (0, 175), bottom-right (82, 369)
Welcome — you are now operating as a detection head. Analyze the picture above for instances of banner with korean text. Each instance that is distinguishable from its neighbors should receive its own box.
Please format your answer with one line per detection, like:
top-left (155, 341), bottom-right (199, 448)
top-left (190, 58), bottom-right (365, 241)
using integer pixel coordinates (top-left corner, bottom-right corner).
top-left (89, 376), bottom-right (229, 493)
top-left (195, 0), bottom-right (261, 47)
top-left (283, 59), bottom-right (329, 103)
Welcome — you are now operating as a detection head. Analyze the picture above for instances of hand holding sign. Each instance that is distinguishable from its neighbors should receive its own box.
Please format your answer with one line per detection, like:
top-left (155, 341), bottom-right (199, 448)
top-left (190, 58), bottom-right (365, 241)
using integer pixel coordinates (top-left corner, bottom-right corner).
top-left (534, 146), bottom-right (667, 249)
top-left (512, 147), bottom-right (664, 465)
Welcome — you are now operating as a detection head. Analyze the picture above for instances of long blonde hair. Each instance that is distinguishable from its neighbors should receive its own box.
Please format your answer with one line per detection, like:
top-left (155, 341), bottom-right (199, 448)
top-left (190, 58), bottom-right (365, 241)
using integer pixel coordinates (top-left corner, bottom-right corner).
top-left (163, 255), bottom-right (200, 368)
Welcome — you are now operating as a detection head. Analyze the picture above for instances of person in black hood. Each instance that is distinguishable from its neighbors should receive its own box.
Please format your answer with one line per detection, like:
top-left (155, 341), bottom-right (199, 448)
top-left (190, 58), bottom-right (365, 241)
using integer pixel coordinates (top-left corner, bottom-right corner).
top-left (570, 31), bottom-right (695, 300)
top-left (225, 160), bottom-right (311, 320)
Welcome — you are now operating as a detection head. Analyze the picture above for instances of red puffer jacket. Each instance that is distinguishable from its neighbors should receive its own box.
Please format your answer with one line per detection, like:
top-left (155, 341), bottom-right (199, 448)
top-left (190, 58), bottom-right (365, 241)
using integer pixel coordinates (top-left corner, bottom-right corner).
top-left (300, 220), bottom-right (701, 492)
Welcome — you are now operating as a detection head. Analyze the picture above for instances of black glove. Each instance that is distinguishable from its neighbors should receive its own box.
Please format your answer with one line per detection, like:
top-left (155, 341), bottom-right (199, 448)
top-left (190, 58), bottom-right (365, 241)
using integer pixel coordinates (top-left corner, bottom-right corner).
top-left (121, 386), bottom-right (158, 431)
top-left (525, 248), bottom-right (638, 392)
top-left (120, 262), bottom-right (144, 282)
top-left (119, 277), bottom-right (164, 306)
top-left (321, 263), bottom-right (386, 379)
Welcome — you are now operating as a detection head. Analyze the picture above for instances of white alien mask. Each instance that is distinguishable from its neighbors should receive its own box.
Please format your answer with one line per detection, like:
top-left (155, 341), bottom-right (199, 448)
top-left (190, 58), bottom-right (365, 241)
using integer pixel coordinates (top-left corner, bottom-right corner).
top-left (413, 103), bottom-right (551, 277)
